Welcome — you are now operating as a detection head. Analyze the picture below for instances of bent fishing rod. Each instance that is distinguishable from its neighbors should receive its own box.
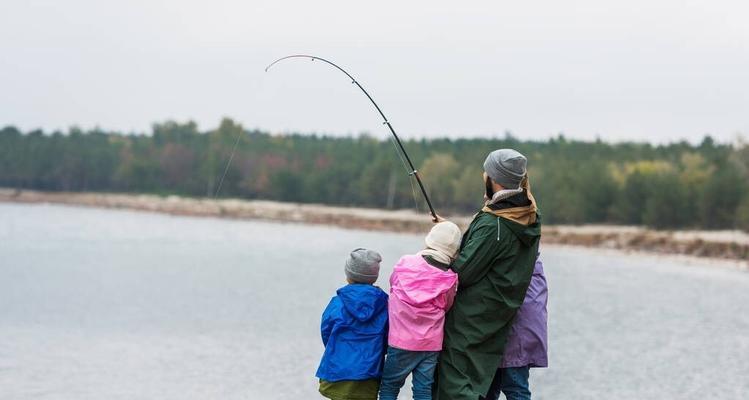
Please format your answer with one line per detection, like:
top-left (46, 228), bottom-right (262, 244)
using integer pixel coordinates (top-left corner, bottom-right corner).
top-left (265, 55), bottom-right (438, 222)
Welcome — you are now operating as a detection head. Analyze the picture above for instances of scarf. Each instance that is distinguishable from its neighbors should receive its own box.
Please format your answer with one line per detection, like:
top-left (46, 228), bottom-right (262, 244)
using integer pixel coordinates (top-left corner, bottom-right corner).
top-left (485, 186), bottom-right (525, 205)
top-left (481, 177), bottom-right (538, 226)
top-left (418, 248), bottom-right (453, 265)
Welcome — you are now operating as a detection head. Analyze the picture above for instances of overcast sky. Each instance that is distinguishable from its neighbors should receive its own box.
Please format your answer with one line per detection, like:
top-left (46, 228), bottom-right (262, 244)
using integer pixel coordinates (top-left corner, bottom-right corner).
top-left (1, 0), bottom-right (747, 143)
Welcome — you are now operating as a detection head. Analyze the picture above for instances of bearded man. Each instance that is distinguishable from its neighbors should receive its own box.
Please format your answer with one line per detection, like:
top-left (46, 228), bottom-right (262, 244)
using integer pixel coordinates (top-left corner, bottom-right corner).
top-left (435, 149), bottom-right (542, 400)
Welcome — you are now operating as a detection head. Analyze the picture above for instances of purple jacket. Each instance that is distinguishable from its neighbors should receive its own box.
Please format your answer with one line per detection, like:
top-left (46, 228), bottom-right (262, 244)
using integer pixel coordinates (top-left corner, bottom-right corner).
top-left (501, 258), bottom-right (548, 368)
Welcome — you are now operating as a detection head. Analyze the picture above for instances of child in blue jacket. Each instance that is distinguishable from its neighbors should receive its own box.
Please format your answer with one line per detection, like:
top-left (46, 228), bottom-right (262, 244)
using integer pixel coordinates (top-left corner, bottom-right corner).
top-left (316, 248), bottom-right (389, 400)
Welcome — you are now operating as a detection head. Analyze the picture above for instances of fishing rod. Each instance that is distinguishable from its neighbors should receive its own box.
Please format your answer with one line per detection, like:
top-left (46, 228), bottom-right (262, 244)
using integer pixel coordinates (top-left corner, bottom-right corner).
top-left (265, 55), bottom-right (438, 222)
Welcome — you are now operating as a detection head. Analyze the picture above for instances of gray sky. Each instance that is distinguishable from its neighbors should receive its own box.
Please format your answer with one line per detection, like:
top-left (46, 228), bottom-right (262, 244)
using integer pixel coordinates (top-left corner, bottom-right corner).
top-left (1, 0), bottom-right (747, 143)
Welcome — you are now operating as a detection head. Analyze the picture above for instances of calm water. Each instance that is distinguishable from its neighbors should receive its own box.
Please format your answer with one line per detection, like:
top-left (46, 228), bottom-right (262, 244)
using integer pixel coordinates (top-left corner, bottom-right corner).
top-left (1, 203), bottom-right (747, 399)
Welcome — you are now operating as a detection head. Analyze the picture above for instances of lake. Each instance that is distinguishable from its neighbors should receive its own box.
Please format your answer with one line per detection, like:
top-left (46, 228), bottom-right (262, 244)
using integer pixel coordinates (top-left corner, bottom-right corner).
top-left (1, 203), bottom-right (747, 399)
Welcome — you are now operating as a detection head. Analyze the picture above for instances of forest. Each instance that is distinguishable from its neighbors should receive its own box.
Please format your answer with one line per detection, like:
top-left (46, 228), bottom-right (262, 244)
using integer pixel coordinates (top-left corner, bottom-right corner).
top-left (1, 118), bottom-right (748, 231)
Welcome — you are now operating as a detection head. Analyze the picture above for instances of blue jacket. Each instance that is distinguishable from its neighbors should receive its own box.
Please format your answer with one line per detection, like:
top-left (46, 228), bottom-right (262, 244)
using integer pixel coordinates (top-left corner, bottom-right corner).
top-left (315, 283), bottom-right (389, 382)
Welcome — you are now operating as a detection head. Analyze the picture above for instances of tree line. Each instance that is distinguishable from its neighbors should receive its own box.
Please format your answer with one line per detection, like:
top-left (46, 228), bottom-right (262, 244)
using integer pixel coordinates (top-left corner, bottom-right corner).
top-left (1, 118), bottom-right (748, 231)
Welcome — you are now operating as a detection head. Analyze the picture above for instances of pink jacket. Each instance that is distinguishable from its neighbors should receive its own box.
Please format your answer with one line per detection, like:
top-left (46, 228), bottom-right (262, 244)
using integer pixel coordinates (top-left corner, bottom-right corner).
top-left (387, 254), bottom-right (459, 351)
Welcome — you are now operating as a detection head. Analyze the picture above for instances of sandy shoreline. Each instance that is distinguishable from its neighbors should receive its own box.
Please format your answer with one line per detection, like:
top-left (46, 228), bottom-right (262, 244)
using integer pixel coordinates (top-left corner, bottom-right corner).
top-left (2, 188), bottom-right (747, 264)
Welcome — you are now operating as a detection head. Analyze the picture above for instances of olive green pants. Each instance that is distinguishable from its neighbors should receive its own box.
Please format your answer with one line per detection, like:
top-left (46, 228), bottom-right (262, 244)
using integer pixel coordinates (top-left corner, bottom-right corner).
top-left (319, 379), bottom-right (379, 400)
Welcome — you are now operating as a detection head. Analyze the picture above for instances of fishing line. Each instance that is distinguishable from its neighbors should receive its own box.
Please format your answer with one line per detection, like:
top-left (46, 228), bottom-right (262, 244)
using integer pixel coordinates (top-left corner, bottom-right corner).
top-left (213, 128), bottom-right (243, 198)
top-left (265, 54), bottom-right (438, 221)
top-left (388, 133), bottom-right (422, 214)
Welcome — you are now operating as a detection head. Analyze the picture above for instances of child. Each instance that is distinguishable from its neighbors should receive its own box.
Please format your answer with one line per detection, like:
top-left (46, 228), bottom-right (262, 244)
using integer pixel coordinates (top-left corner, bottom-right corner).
top-left (316, 248), bottom-right (389, 400)
top-left (484, 255), bottom-right (548, 400)
top-left (378, 222), bottom-right (461, 400)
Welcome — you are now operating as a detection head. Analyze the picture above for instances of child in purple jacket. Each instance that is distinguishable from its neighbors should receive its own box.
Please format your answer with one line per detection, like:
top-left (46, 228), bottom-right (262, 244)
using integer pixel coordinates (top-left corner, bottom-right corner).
top-left (484, 255), bottom-right (548, 400)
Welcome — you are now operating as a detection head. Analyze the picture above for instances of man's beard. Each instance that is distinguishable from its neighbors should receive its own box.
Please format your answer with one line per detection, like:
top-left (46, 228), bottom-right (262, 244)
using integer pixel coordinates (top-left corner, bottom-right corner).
top-left (484, 176), bottom-right (494, 200)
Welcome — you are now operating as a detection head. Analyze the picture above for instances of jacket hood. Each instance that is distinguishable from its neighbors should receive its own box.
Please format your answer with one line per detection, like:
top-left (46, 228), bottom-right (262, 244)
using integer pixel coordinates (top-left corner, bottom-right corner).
top-left (391, 255), bottom-right (458, 306)
top-left (336, 284), bottom-right (388, 322)
top-left (500, 216), bottom-right (542, 247)
top-left (481, 176), bottom-right (539, 226)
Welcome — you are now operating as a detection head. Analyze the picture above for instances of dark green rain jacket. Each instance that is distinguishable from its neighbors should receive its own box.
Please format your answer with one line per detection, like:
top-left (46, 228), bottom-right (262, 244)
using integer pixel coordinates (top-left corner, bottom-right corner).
top-left (435, 209), bottom-right (541, 400)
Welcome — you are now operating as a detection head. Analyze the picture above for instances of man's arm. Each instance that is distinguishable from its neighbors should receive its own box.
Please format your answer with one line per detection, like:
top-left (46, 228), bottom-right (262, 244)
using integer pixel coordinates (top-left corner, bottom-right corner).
top-left (443, 280), bottom-right (458, 311)
top-left (451, 222), bottom-right (507, 287)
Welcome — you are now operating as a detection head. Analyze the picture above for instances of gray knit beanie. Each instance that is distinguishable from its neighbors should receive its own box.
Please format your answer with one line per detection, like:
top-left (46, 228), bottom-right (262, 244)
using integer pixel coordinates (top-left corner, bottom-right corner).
top-left (345, 248), bottom-right (382, 284)
top-left (483, 149), bottom-right (527, 189)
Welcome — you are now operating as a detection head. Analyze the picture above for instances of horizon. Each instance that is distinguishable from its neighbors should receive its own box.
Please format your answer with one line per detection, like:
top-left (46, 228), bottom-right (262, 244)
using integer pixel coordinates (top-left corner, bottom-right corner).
top-left (2, 119), bottom-right (742, 147)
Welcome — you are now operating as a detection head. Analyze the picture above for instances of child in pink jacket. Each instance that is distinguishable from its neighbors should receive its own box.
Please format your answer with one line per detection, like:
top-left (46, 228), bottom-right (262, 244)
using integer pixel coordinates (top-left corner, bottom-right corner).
top-left (378, 221), bottom-right (461, 400)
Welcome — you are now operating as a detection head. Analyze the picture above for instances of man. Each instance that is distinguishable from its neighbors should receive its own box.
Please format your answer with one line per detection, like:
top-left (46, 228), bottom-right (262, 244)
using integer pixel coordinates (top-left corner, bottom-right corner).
top-left (435, 149), bottom-right (541, 400)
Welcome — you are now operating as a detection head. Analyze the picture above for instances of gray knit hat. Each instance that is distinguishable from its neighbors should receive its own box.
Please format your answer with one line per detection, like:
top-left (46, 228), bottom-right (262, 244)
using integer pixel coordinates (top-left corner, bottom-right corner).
top-left (345, 248), bottom-right (382, 284)
top-left (483, 149), bottom-right (527, 189)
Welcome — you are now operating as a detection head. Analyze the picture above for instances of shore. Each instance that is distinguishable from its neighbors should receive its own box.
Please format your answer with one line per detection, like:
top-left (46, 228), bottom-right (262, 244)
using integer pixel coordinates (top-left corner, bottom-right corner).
top-left (2, 188), bottom-right (748, 263)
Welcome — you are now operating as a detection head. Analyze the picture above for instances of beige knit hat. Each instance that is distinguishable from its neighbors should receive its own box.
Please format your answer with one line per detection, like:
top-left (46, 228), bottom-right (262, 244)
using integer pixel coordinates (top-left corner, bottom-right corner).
top-left (424, 222), bottom-right (462, 261)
